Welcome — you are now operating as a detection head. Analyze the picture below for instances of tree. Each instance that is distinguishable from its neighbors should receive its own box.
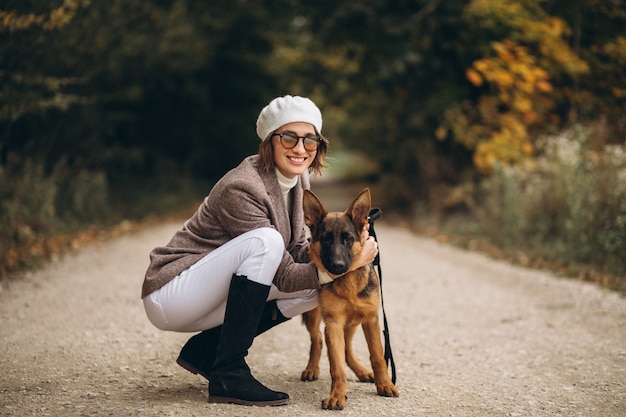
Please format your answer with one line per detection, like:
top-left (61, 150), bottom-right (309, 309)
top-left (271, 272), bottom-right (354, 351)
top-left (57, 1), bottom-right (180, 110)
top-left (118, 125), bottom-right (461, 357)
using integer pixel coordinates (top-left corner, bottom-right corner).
top-left (548, 0), bottom-right (626, 141)
top-left (0, 0), bottom-right (280, 182)
top-left (267, 0), bottom-right (475, 209)
top-left (440, 0), bottom-right (589, 173)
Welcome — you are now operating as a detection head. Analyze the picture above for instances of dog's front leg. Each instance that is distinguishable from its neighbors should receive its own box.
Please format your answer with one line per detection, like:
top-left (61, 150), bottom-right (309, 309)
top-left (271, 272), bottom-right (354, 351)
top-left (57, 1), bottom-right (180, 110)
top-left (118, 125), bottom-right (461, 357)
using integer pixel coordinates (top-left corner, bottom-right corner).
top-left (361, 318), bottom-right (399, 398)
top-left (322, 321), bottom-right (348, 410)
top-left (345, 324), bottom-right (374, 382)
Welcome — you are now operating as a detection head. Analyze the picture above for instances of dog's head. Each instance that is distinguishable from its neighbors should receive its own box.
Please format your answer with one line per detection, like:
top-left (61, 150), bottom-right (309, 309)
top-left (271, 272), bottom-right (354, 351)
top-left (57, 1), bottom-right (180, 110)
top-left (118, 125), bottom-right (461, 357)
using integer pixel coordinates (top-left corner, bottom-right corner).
top-left (303, 188), bottom-right (371, 275)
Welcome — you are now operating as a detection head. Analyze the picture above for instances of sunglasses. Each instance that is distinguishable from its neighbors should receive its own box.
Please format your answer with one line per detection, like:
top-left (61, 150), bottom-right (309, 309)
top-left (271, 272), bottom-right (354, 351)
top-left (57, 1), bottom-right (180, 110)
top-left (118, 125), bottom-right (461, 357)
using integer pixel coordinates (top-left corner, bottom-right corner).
top-left (271, 131), bottom-right (323, 151)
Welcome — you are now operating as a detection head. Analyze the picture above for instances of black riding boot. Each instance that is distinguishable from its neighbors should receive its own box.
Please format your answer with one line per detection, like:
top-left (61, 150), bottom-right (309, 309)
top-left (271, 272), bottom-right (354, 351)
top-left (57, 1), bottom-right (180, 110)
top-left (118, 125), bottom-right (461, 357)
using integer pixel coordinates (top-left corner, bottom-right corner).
top-left (176, 326), bottom-right (221, 380)
top-left (176, 301), bottom-right (290, 381)
top-left (208, 274), bottom-right (290, 406)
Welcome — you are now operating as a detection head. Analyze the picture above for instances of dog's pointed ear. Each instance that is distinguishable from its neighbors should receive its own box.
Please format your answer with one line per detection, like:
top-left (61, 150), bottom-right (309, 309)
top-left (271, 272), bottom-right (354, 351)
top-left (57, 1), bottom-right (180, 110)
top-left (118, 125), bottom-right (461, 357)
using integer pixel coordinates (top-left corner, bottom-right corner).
top-left (303, 189), bottom-right (326, 228)
top-left (346, 188), bottom-right (371, 231)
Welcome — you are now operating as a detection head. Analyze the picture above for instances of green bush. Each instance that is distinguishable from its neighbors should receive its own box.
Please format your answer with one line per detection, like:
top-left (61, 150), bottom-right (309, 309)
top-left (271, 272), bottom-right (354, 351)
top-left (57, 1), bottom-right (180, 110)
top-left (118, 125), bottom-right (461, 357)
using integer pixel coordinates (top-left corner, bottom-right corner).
top-left (0, 156), bottom-right (110, 274)
top-left (0, 158), bottom-right (58, 250)
top-left (0, 154), bottom-right (212, 277)
top-left (478, 125), bottom-right (626, 278)
top-left (54, 164), bottom-right (111, 227)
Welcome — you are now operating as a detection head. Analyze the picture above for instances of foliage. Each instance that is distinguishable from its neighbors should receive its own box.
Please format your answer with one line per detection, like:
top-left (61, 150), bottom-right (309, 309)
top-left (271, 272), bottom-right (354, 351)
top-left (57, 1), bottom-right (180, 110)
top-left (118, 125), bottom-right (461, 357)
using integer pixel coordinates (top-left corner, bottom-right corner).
top-left (477, 125), bottom-right (626, 280)
top-left (272, 0), bottom-right (476, 210)
top-left (1, 0), bottom-right (625, 282)
top-left (1, 0), bottom-right (277, 182)
top-left (0, 154), bottom-right (211, 276)
top-left (546, 0), bottom-right (626, 139)
top-left (441, 0), bottom-right (589, 173)
top-left (0, 0), bottom-right (89, 32)
top-left (0, 156), bottom-right (108, 274)
top-left (3, 0), bottom-right (623, 204)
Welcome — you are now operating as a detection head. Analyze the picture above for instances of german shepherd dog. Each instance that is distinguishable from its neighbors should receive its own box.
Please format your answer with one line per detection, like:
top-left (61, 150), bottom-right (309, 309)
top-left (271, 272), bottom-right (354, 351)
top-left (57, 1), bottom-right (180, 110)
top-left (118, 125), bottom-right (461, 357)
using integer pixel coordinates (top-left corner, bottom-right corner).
top-left (301, 188), bottom-right (399, 410)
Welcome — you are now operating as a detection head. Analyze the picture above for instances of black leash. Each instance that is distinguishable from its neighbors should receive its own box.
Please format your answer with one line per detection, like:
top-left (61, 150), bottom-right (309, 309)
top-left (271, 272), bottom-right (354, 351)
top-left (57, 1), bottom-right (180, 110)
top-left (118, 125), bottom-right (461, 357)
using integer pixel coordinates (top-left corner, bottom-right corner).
top-left (368, 207), bottom-right (397, 384)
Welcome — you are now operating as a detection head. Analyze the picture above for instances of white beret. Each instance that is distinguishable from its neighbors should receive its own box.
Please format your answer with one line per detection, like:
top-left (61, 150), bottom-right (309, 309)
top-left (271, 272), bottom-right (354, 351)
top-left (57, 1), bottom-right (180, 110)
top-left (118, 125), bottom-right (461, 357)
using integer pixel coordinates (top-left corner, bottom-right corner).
top-left (256, 95), bottom-right (323, 141)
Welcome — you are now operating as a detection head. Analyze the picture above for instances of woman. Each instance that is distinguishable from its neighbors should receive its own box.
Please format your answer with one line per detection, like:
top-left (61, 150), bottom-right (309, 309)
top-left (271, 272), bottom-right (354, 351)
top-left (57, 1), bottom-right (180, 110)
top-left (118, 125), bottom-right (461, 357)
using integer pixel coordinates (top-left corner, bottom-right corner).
top-left (141, 95), bottom-right (378, 407)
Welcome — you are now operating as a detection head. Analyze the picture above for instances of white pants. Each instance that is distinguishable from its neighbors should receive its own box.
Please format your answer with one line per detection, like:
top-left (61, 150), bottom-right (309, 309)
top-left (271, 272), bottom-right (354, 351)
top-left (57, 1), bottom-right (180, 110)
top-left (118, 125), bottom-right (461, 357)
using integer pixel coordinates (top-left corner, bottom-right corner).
top-left (143, 227), bottom-right (318, 332)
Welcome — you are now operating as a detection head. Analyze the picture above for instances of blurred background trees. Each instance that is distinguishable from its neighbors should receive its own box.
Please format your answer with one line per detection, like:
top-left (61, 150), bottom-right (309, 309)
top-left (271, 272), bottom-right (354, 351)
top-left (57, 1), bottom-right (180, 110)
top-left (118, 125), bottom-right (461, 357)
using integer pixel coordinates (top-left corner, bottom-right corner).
top-left (1, 0), bottom-right (625, 282)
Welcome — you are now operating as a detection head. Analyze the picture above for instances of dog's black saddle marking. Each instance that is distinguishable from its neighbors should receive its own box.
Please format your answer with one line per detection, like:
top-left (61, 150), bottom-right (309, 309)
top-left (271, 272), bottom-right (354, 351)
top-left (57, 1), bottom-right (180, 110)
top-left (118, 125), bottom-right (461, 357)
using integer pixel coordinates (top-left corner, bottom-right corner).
top-left (358, 271), bottom-right (379, 298)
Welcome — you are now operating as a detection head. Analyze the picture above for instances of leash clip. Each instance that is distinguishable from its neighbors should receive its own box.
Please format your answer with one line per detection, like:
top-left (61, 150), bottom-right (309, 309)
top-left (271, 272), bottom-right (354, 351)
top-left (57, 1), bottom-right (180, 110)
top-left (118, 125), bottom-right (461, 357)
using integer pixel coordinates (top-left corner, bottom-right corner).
top-left (368, 207), bottom-right (382, 223)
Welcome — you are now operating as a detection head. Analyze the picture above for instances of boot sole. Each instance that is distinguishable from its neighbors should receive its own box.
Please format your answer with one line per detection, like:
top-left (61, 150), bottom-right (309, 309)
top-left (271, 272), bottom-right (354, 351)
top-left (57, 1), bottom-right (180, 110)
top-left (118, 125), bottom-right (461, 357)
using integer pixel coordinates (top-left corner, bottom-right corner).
top-left (176, 356), bottom-right (210, 381)
top-left (208, 395), bottom-right (290, 406)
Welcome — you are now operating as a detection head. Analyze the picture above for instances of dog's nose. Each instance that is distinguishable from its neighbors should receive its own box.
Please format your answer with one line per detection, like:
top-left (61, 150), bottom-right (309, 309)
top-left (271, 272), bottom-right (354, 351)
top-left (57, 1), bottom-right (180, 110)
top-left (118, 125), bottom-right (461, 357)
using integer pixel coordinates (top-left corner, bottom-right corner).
top-left (329, 261), bottom-right (348, 274)
top-left (332, 261), bottom-right (345, 270)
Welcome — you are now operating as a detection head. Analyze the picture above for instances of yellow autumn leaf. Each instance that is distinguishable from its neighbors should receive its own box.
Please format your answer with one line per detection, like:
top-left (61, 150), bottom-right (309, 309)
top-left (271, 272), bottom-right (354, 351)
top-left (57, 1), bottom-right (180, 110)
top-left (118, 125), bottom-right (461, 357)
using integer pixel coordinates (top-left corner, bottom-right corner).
top-left (513, 44), bottom-right (528, 58)
top-left (521, 141), bottom-right (534, 156)
top-left (495, 46), bottom-right (515, 62)
top-left (473, 143), bottom-right (497, 174)
top-left (494, 69), bottom-right (514, 88)
top-left (546, 17), bottom-right (566, 37)
top-left (512, 97), bottom-right (533, 114)
top-left (523, 111), bottom-right (539, 124)
top-left (536, 80), bottom-right (553, 92)
top-left (435, 126), bottom-right (448, 140)
top-left (515, 79), bottom-right (535, 94)
top-left (473, 60), bottom-right (489, 73)
top-left (466, 68), bottom-right (484, 87)
top-left (532, 67), bottom-right (549, 80)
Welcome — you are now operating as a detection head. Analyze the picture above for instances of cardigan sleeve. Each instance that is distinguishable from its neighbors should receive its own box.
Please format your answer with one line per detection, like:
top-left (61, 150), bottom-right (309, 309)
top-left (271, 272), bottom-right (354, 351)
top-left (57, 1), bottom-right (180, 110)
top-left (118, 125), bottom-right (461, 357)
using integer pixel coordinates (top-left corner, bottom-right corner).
top-left (275, 252), bottom-right (321, 292)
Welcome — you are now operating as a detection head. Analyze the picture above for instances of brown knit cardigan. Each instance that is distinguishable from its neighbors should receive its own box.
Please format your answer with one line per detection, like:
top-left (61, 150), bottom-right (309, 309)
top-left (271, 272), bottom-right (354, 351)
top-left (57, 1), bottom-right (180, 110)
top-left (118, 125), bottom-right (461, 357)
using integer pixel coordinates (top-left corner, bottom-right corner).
top-left (141, 155), bottom-right (320, 298)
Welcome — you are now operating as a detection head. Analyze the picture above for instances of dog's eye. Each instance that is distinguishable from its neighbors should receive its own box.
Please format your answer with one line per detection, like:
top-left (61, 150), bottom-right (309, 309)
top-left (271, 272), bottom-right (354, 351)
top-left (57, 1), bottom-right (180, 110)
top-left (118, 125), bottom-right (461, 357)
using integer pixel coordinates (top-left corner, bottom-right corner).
top-left (320, 233), bottom-right (333, 244)
top-left (341, 233), bottom-right (354, 246)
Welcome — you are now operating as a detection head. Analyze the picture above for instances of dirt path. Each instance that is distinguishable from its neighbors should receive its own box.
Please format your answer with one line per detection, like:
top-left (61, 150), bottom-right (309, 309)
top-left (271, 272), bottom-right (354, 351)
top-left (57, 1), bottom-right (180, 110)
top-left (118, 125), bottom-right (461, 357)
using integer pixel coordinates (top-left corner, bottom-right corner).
top-left (1, 184), bottom-right (625, 417)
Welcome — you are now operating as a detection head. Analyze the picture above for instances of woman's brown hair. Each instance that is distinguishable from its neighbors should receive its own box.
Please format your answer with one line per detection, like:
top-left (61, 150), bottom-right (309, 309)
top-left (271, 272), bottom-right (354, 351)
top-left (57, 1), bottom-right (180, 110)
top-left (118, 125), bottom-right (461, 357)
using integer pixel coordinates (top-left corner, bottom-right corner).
top-left (258, 131), bottom-right (329, 177)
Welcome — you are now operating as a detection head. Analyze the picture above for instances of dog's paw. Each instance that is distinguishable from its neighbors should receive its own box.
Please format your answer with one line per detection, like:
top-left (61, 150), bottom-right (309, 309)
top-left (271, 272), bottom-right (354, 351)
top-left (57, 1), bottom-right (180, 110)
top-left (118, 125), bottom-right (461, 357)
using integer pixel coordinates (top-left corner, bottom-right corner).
top-left (321, 394), bottom-right (347, 410)
top-left (301, 367), bottom-right (320, 381)
top-left (356, 371), bottom-right (375, 383)
top-left (376, 382), bottom-right (399, 398)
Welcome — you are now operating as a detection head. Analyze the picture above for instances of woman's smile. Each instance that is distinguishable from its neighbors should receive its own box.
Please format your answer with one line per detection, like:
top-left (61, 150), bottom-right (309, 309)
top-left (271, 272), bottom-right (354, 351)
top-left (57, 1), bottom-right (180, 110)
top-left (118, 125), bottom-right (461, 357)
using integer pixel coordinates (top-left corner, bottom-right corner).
top-left (272, 122), bottom-right (317, 178)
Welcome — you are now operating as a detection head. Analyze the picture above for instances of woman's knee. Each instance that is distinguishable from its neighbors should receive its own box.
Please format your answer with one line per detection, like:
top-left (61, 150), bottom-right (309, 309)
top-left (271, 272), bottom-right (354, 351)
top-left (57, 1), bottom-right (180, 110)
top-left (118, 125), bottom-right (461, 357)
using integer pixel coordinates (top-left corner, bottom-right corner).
top-left (253, 227), bottom-right (284, 264)
top-left (238, 228), bottom-right (284, 283)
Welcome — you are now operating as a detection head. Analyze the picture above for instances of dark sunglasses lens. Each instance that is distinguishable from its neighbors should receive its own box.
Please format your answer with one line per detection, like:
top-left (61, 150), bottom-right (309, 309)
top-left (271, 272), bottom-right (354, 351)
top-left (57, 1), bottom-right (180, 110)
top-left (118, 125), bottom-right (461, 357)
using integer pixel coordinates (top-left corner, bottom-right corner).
top-left (303, 136), bottom-right (320, 150)
top-left (280, 133), bottom-right (299, 148)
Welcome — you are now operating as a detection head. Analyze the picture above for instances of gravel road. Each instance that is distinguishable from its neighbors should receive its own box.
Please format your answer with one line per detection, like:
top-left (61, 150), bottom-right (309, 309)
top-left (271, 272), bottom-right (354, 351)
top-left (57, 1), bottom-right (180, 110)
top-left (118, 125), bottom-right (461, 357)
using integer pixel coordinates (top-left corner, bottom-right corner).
top-left (1, 183), bottom-right (625, 417)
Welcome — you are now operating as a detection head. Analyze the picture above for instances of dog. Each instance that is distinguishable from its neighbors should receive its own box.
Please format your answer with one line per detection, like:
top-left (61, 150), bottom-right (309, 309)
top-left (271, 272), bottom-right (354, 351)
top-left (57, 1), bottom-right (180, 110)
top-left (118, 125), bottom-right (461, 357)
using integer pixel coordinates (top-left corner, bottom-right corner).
top-left (300, 188), bottom-right (399, 410)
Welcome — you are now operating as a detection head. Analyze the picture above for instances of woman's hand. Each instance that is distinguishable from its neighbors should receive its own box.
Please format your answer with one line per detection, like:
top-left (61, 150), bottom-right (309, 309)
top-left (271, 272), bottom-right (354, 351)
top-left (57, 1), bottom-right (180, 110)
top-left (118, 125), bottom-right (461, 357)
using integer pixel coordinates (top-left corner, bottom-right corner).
top-left (327, 226), bottom-right (378, 280)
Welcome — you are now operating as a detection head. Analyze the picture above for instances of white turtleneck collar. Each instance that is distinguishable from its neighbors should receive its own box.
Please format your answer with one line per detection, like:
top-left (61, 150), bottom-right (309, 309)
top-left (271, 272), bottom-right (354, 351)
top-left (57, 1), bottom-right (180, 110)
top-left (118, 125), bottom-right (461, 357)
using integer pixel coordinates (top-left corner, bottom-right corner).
top-left (275, 168), bottom-right (298, 213)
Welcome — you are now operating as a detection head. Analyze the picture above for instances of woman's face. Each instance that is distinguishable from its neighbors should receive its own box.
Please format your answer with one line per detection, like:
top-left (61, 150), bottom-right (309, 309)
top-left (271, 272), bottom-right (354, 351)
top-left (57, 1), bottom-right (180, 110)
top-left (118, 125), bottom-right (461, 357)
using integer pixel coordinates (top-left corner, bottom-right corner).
top-left (271, 122), bottom-right (318, 179)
